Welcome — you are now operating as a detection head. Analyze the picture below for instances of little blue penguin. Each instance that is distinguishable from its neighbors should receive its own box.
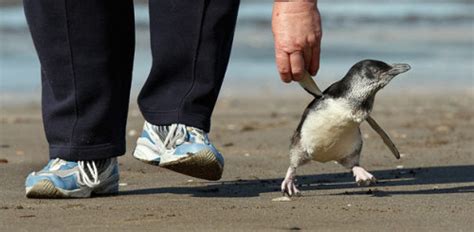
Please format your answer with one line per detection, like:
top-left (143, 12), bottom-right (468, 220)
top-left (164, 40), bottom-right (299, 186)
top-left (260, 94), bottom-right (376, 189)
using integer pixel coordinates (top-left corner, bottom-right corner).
top-left (282, 59), bottom-right (411, 196)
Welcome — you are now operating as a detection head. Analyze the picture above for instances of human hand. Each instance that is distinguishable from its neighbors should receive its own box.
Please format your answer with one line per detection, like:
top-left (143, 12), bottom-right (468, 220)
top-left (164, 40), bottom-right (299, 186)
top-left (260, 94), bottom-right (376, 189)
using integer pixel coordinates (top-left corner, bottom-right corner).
top-left (272, 0), bottom-right (322, 83)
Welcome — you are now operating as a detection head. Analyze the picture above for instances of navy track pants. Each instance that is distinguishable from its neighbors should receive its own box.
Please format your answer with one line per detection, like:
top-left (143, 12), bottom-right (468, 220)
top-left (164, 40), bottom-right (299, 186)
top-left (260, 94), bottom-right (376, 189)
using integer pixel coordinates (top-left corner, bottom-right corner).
top-left (23, 0), bottom-right (240, 160)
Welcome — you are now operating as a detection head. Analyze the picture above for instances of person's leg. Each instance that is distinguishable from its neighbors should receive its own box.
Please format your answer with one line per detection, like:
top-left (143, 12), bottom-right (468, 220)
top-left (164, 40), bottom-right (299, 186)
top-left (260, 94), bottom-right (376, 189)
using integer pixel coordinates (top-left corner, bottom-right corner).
top-left (23, 0), bottom-right (134, 198)
top-left (138, 0), bottom-right (240, 132)
top-left (24, 0), bottom-right (135, 161)
top-left (134, 0), bottom-right (240, 180)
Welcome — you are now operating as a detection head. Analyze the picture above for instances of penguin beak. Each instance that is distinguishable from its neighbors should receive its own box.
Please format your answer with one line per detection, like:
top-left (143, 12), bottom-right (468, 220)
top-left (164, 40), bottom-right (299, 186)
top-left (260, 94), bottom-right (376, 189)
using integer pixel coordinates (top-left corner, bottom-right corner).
top-left (387, 63), bottom-right (411, 76)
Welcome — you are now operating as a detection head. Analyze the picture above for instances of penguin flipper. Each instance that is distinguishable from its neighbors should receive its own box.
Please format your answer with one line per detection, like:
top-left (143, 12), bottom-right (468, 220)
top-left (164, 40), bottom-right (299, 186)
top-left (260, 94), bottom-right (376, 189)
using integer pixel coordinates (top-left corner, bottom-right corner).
top-left (299, 71), bottom-right (323, 98)
top-left (366, 116), bottom-right (401, 159)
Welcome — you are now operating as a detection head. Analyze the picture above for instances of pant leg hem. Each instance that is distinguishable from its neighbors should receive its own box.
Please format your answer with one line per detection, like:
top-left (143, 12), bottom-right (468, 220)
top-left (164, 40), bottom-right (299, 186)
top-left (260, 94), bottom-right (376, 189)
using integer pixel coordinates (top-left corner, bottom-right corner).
top-left (50, 143), bottom-right (125, 161)
top-left (141, 109), bottom-right (211, 132)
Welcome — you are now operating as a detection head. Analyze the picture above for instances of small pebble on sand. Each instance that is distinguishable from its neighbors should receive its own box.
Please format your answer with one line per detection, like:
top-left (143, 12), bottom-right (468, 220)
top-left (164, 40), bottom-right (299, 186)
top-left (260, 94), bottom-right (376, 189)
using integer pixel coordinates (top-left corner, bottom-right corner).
top-left (226, 124), bottom-right (237, 130)
top-left (436, 125), bottom-right (451, 132)
top-left (127, 129), bottom-right (137, 137)
top-left (223, 142), bottom-right (234, 147)
top-left (272, 196), bottom-right (292, 202)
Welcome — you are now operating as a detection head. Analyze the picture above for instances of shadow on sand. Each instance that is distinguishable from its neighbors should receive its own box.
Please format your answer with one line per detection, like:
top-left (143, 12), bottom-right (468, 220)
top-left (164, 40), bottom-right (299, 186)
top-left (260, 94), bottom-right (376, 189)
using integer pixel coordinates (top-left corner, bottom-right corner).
top-left (119, 165), bottom-right (474, 198)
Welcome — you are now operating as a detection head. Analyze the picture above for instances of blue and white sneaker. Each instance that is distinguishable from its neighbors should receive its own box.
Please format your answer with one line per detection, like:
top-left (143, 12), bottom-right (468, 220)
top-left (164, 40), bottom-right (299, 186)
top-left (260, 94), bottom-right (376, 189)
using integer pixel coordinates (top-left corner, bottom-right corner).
top-left (25, 158), bottom-right (119, 198)
top-left (133, 122), bottom-right (224, 181)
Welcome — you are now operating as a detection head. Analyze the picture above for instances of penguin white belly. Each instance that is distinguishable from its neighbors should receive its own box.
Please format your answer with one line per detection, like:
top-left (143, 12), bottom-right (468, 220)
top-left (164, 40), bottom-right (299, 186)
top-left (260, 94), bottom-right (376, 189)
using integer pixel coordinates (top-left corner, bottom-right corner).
top-left (300, 99), bottom-right (363, 162)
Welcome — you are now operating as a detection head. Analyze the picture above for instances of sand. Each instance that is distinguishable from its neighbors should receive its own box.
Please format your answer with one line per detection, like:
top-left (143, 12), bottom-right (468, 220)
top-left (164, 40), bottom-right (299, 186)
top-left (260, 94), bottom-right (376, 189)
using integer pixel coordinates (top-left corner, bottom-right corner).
top-left (0, 92), bottom-right (473, 231)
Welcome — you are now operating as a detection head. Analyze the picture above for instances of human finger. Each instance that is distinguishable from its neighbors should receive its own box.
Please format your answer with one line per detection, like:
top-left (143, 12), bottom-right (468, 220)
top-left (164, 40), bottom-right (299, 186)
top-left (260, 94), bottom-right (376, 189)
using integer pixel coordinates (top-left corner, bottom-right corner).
top-left (303, 46), bottom-right (312, 71)
top-left (275, 50), bottom-right (292, 83)
top-left (289, 51), bottom-right (305, 81)
top-left (309, 42), bottom-right (321, 76)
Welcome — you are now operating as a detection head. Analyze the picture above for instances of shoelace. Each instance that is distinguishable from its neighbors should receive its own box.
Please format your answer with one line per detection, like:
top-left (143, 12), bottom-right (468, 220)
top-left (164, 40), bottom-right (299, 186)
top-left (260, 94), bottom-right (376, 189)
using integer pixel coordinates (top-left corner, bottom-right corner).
top-left (163, 124), bottom-right (187, 149)
top-left (160, 123), bottom-right (208, 149)
top-left (47, 158), bottom-right (101, 188)
top-left (77, 160), bottom-right (100, 188)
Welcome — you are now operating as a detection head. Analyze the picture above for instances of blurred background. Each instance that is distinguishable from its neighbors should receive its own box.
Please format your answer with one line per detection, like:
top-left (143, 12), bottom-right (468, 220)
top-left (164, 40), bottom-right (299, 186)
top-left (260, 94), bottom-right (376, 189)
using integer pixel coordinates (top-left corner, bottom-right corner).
top-left (0, 0), bottom-right (473, 105)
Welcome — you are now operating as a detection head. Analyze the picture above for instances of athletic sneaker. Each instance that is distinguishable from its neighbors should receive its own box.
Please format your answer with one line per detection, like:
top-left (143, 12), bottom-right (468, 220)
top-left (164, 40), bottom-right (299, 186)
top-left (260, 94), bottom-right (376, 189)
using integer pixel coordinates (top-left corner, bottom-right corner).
top-left (25, 158), bottom-right (119, 198)
top-left (133, 122), bottom-right (224, 181)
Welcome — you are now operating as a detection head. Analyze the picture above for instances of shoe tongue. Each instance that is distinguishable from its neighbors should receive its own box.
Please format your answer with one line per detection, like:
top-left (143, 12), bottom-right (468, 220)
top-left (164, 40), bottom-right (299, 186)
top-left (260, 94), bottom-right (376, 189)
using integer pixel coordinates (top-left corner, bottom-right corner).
top-left (155, 125), bottom-right (170, 141)
top-left (82, 159), bottom-right (109, 177)
top-left (93, 159), bottom-right (110, 173)
top-left (155, 124), bottom-right (207, 146)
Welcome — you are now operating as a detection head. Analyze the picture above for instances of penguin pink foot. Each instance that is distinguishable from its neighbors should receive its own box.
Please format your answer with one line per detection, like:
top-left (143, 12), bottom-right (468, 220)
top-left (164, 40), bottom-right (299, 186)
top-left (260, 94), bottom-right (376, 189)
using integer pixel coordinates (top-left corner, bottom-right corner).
top-left (352, 166), bottom-right (376, 186)
top-left (281, 167), bottom-right (301, 197)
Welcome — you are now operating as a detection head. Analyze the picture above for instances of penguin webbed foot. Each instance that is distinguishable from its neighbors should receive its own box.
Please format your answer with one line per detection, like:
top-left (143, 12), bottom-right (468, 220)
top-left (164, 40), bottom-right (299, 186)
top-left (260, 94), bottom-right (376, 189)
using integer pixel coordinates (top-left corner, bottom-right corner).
top-left (281, 166), bottom-right (302, 197)
top-left (352, 166), bottom-right (377, 186)
top-left (281, 178), bottom-right (301, 197)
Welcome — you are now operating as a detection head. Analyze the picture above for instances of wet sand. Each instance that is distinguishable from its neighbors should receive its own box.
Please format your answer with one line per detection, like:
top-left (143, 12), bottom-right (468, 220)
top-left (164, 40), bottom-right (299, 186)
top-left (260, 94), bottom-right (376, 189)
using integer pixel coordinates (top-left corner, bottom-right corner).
top-left (0, 92), bottom-right (473, 231)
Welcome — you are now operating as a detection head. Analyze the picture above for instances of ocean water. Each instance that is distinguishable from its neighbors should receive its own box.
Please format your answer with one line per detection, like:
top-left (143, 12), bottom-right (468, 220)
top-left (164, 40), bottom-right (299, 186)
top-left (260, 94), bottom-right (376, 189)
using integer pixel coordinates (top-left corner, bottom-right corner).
top-left (0, 0), bottom-right (473, 104)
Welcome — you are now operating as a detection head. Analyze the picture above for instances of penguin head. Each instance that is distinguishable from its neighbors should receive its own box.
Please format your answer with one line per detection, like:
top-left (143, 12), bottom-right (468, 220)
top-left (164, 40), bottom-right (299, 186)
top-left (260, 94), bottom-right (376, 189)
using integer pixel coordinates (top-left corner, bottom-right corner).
top-left (344, 59), bottom-right (411, 99)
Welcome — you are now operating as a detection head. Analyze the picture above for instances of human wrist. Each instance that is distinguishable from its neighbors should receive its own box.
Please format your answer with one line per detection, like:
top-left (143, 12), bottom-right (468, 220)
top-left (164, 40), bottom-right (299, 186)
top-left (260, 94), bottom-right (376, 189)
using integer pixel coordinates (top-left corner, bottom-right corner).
top-left (273, 1), bottom-right (317, 14)
top-left (274, 0), bottom-right (316, 3)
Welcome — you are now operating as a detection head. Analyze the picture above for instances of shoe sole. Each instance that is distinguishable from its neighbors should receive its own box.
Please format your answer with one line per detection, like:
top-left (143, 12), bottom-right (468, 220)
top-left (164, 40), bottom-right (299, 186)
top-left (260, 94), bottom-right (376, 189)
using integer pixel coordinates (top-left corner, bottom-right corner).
top-left (133, 151), bottom-right (160, 166)
top-left (26, 179), bottom-right (119, 199)
top-left (26, 180), bottom-right (71, 199)
top-left (134, 157), bottom-right (160, 166)
top-left (160, 149), bottom-right (223, 181)
top-left (133, 143), bottom-right (161, 165)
